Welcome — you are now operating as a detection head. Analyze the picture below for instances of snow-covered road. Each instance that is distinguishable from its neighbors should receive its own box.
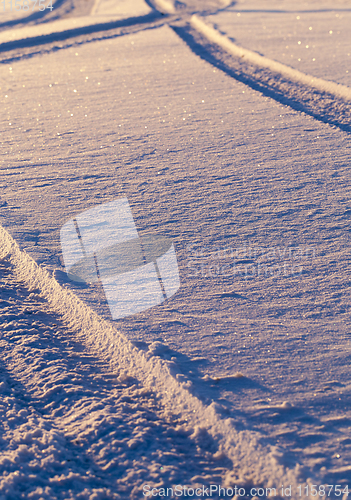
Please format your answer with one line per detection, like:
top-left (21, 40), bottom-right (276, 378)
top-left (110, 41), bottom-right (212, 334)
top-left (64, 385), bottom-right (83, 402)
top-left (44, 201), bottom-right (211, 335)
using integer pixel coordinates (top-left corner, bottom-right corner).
top-left (1, 0), bottom-right (351, 497)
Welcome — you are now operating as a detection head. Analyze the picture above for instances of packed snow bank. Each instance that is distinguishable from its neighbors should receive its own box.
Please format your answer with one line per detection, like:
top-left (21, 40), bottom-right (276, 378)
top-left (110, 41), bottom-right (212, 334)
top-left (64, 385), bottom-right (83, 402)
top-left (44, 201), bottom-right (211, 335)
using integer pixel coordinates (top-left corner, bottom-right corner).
top-left (0, 224), bottom-right (302, 491)
top-left (191, 14), bottom-right (351, 101)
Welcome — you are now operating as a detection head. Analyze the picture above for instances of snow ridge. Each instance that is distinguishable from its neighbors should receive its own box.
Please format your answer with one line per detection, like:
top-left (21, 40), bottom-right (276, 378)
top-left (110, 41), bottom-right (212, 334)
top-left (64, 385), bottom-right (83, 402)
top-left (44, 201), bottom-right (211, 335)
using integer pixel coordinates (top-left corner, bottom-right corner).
top-left (152, 0), bottom-right (176, 15)
top-left (0, 224), bottom-right (302, 492)
top-left (191, 15), bottom-right (351, 102)
top-left (0, 12), bottom-right (158, 52)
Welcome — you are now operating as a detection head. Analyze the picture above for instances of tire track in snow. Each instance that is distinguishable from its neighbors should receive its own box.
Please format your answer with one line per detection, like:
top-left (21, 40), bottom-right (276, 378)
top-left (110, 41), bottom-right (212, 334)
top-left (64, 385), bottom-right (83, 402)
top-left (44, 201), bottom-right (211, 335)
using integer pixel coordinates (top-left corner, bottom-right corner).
top-left (149, 0), bottom-right (233, 15)
top-left (0, 11), bottom-right (162, 54)
top-left (0, 224), bottom-right (300, 496)
top-left (171, 17), bottom-right (351, 133)
top-left (0, 1), bottom-right (350, 133)
top-left (0, 18), bottom-right (167, 65)
top-left (0, 1), bottom-right (341, 492)
top-left (0, 258), bottom-right (233, 499)
top-left (191, 14), bottom-right (351, 102)
top-left (0, 0), bottom-right (96, 33)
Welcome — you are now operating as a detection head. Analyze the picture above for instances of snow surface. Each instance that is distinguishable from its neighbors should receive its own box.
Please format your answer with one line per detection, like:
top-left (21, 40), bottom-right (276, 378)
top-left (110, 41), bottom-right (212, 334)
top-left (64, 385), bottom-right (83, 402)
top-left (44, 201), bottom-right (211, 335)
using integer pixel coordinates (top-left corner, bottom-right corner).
top-left (91, 0), bottom-right (151, 18)
top-left (1, 0), bottom-right (351, 498)
top-left (203, 0), bottom-right (351, 86)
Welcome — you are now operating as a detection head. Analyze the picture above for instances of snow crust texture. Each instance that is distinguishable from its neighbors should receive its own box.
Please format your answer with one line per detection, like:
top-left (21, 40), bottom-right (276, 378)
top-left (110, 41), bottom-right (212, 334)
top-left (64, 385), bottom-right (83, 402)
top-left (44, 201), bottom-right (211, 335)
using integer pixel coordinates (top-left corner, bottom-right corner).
top-left (1, 0), bottom-right (351, 496)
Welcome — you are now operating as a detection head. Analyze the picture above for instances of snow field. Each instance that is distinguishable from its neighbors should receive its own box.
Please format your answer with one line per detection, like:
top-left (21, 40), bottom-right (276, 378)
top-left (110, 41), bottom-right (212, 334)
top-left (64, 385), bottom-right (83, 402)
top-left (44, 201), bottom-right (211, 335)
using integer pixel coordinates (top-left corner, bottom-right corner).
top-left (1, 20), bottom-right (351, 489)
top-left (202, 0), bottom-right (351, 88)
top-left (1, 0), bottom-right (351, 495)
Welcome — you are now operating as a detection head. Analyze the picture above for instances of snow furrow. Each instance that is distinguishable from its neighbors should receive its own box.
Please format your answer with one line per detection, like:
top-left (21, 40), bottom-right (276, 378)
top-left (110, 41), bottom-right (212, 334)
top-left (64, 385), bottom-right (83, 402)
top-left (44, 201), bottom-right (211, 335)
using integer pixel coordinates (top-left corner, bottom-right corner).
top-left (0, 12), bottom-right (160, 54)
top-left (1, 0), bottom-right (349, 136)
top-left (0, 225), bottom-right (302, 495)
top-left (170, 15), bottom-right (351, 133)
top-left (0, 248), bottom-right (232, 499)
top-left (190, 15), bottom-right (351, 102)
top-left (0, 0), bottom-right (151, 33)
